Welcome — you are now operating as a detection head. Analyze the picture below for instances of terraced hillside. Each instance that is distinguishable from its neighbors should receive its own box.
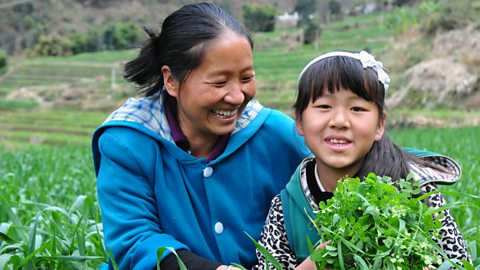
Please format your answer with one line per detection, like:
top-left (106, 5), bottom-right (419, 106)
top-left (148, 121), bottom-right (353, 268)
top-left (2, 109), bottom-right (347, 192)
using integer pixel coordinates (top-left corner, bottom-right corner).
top-left (0, 110), bottom-right (108, 149)
top-left (249, 12), bottom-right (394, 112)
top-left (0, 51), bottom-right (137, 105)
top-left (0, 11), bottom-right (397, 148)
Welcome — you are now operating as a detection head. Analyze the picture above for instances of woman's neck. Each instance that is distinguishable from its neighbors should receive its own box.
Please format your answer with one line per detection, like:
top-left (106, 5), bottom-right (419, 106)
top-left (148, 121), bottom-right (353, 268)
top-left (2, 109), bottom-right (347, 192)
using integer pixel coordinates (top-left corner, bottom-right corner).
top-left (187, 135), bottom-right (218, 158)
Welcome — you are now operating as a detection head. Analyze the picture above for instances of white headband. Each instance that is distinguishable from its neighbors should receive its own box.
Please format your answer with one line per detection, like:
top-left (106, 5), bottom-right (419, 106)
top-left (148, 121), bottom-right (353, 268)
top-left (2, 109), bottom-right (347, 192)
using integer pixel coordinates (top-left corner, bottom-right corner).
top-left (298, 51), bottom-right (391, 91)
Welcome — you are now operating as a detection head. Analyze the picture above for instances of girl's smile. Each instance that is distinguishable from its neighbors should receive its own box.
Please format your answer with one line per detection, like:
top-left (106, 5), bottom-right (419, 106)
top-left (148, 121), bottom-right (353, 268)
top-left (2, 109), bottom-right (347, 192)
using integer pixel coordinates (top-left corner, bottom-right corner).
top-left (324, 135), bottom-right (353, 152)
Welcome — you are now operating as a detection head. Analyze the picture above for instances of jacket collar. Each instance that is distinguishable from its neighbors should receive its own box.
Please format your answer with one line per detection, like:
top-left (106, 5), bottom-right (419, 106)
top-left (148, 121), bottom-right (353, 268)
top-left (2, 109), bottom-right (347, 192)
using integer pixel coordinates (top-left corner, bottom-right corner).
top-left (102, 90), bottom-right (263, 142)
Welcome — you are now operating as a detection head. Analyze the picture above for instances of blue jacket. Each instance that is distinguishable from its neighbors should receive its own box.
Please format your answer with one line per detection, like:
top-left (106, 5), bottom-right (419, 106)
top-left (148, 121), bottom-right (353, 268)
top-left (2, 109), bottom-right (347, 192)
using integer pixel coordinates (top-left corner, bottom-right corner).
top-left (92, 92), bottom-right (310, 269)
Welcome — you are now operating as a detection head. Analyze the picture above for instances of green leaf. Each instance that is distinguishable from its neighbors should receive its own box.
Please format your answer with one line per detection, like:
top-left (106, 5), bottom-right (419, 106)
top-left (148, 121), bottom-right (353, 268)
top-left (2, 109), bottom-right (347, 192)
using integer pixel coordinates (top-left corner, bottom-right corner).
top-left (232, 263), bottom-right (248, 270)
top-left (337, 240), bottom-right (345, 270)
top-left (332, 213), bottom-right (340, 225)
top-left (156, 247), bottom-right (188, 270)
top-left (398, 218), bottom-right (405, 232)
top-left (0, 222), bottom-right (16, 243)
top-left (459, 260), bottom-right (475, 270)
top-left (107, 248), bottom-right (120, 270)
top-left (306, 235), bottom-right (315, 253)
top-left (324, 245), bottom-right (337, 251)
top-left (245, 232), bottom-right (284, 270)
top-left (69, 195), bottom-right (87, 213)
top-left (0, 254), bottom-right (14, 270)
top-left (353, 254), bottom-right (370, 270)
top-left (437, 260), bottom-right (453, 270)
top-left (18, 241), bottom-right (49, 270)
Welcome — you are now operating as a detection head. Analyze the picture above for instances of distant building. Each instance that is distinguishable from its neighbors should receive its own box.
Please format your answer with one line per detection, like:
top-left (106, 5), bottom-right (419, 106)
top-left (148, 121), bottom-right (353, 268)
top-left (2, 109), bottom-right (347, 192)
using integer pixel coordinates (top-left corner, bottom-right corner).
top-left (277, 11), bottom-right (299, 27)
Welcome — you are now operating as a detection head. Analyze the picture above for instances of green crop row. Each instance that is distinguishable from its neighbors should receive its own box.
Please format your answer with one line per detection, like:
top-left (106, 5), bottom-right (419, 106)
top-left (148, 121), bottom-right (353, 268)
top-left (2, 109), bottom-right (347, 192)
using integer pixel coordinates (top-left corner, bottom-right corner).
top-left (1, 126), bottom-right (479, 269)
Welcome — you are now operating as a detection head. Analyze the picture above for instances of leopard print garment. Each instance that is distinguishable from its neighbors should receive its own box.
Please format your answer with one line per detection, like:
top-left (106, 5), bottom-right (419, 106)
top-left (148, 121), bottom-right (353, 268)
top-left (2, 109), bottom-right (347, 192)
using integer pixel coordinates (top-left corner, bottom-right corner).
top-left (251, 194), bottom-right (297, 270)
top-left (422, 184), bottom-right (471, 263)
top-left (252, 185), bottom-right (471, 269)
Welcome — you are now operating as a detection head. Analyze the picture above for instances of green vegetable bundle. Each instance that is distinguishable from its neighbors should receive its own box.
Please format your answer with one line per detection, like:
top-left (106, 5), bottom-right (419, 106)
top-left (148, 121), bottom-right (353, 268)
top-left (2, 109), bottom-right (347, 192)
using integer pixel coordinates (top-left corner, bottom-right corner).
top-left (310, 173), bottom-right (444, 270)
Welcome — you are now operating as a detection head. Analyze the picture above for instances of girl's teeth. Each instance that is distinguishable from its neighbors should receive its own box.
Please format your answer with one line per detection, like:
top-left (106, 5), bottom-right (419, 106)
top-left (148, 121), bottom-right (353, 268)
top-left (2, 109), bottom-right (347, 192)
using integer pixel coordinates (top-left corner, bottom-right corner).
top-left (329, 139), bottom-right (347, 144)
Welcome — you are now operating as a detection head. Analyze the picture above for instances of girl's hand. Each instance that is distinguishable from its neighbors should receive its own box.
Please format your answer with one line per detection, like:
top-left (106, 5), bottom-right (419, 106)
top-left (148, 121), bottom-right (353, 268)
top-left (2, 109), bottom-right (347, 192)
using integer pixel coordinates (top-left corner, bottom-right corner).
top-left (295, 240), bottom-right (332, 270)
top-left (317, 240), bottom-right (331, 250)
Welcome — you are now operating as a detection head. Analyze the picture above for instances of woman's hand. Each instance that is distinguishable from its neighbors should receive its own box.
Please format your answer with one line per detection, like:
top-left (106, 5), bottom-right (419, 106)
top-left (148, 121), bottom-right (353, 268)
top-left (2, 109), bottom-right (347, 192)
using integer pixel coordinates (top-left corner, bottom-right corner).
top-left (216, 265), bottom-right (241, 270)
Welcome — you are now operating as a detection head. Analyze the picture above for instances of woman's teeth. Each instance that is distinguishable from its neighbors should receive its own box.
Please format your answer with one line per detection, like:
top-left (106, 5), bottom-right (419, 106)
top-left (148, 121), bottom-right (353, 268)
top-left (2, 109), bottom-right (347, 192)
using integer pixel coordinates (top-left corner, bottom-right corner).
top-left (213, 109), bottom-right (236, 118)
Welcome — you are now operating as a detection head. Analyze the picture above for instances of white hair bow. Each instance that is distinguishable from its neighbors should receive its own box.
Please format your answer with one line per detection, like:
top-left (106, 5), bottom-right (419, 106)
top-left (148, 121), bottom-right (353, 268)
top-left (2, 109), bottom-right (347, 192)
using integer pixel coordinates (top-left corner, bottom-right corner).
top-left (298, 51), bottom-right (391, 91)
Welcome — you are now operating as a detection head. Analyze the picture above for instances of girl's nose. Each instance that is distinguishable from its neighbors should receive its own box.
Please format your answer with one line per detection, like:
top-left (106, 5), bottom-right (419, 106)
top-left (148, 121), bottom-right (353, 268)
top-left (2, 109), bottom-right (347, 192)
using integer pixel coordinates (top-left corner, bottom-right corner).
top-left (329, 109), bottom-right (350, 129)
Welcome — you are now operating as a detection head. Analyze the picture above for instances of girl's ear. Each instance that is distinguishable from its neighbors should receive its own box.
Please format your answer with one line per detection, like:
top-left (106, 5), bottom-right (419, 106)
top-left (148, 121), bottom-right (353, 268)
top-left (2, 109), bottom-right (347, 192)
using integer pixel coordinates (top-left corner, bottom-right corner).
top-left (295, 117), bottom-right (305, 136)
top-left (161, 65), bottom-right (179, 97)
top-left (374, 112), bottom-right (386, 141)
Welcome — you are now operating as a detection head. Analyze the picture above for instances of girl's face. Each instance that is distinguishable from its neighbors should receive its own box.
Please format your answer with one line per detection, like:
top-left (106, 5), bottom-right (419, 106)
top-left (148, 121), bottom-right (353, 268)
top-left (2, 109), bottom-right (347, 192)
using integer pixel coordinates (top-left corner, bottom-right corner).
top-left (296, 87), bottom-right (385, 181)
top-left (163, 31), bottom-right (256, 144)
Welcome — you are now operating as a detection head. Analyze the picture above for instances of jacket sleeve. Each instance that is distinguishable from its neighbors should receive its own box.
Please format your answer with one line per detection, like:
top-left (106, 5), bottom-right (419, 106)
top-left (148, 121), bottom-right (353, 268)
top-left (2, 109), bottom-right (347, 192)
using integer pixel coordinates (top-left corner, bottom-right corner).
top-left (421, 183), bottom-right (471, 264)
top-left (251, 195), bottom-right (297, 270)
top-left (96, 130), bottom-right (189, 270)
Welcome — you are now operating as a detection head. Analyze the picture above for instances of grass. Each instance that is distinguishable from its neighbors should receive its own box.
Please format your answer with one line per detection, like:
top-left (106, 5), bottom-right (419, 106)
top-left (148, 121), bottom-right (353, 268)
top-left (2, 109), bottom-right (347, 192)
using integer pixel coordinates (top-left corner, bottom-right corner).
top-left (0, 146), bottom-right (105, 269)
top-left (390, 126), bottom-right (480, 253)
top-left (1, 127), bottom-right (479, 269)
top-left (0, 99), bottom-right (38, 110)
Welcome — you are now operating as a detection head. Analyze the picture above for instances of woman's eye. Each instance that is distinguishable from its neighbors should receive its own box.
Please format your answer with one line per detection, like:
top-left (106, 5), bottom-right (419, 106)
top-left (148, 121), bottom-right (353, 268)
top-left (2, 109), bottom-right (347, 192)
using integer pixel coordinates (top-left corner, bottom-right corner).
top-left (210, 81), bottom-right (226, 87)
top-left (241, 75), bottom-right (254, 83)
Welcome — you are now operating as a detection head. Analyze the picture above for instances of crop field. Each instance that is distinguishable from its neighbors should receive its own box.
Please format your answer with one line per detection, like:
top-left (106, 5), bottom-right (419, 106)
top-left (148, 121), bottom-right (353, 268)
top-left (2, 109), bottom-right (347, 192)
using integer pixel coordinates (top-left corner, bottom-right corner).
top-left (1, 126), bottom-right (479, 269)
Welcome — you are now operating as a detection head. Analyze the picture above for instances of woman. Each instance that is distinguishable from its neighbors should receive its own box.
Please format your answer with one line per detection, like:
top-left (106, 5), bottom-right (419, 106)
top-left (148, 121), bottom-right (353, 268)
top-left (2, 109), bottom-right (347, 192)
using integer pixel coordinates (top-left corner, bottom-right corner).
top-left (91, 3), bottom-right (310, 270)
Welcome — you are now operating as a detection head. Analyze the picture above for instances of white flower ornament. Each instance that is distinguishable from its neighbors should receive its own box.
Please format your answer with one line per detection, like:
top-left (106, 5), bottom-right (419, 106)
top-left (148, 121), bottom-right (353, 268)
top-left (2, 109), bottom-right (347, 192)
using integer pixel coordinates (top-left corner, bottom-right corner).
top-left (298, 50), bottom-right (391, 91)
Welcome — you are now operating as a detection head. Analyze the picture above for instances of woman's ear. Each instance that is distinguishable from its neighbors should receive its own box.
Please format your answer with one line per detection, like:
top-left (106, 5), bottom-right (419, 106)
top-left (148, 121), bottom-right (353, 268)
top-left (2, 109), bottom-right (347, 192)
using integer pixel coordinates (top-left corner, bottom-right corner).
top-left (374, 112), bottom-right (386, 141)
top-left (161, 65), bottom-right (179, 97)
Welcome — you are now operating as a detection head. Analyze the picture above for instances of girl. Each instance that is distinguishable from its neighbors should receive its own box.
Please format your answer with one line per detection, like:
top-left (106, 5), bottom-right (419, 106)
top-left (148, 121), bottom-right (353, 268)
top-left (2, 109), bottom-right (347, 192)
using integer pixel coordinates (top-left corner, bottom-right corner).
top-left (253, 51), bottom-right (471, 269)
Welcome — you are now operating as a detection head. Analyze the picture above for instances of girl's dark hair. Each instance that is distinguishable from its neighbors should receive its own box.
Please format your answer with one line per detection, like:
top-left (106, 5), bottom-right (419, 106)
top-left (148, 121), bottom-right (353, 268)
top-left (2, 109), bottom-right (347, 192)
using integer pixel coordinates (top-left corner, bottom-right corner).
top-left (294, 54), bottom-right (414, 181)
top-left (124, 2), bottom-right (253, 96)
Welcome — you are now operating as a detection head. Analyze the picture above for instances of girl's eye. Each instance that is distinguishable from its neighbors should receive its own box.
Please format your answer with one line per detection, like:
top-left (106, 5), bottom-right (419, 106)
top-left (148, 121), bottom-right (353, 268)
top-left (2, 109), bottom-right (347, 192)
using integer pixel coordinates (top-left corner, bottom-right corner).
top-left (351, 106), bottom-right (366, 112)
top-left (315, 104), bottom-right (331, 109)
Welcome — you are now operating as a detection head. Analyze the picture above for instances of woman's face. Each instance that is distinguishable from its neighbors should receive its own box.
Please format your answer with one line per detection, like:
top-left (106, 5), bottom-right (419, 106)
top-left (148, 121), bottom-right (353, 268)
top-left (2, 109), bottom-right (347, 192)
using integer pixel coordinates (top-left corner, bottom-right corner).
top-left (296, 87), bottom-right (385, 182)
top-left (163, 31), bottom-right (256, 144)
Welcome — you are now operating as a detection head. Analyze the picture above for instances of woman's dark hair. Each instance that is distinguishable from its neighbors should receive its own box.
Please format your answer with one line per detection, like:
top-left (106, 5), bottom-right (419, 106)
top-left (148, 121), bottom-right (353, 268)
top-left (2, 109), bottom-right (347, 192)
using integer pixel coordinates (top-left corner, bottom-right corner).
top-left (124, 2), bottom-right (253, 96)
top-left (294, 54), bottom-right (413, 181)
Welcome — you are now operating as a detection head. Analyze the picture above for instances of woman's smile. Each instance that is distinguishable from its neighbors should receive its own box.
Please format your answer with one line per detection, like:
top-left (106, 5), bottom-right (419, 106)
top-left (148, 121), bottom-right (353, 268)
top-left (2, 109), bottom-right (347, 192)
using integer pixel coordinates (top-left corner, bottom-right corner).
top-left (211, 108), bottom-right (238, 119)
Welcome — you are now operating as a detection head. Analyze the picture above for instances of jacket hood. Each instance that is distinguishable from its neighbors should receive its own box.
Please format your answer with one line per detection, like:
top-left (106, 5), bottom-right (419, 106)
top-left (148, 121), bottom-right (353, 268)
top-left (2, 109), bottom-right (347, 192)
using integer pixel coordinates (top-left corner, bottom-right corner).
top-left (408, 152), bottom-right (461, 186)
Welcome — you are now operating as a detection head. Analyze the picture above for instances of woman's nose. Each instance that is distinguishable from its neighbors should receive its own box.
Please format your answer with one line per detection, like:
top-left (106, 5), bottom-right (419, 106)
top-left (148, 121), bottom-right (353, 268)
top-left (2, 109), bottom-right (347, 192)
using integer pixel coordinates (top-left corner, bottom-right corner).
top-left (224, 83), bottom-right (245, 105)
